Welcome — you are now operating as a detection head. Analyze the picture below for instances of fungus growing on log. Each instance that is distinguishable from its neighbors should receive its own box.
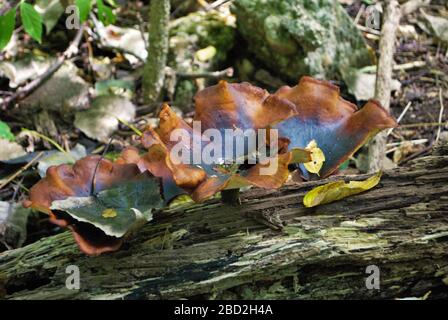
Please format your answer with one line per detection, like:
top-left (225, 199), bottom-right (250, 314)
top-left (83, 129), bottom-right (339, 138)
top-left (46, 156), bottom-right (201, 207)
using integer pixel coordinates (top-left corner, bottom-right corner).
top-left (24, 76), bottom-right (397, 255)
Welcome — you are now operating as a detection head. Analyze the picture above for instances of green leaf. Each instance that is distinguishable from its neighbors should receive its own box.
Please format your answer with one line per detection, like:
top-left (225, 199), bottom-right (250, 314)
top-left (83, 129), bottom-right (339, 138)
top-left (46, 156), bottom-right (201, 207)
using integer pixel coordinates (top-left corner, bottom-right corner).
top-left (0, 8), bottom-right (16, 50)
top-left (96, 0), bottom-right (116, 25)
top-left (50, 177), bottom-right (164, 238)
top-left (0, 120), bottom-right (15, 141)
top-left (20, 2), bottom-right (43, 43)
top-left (75, 0), bottom-right (92, 23)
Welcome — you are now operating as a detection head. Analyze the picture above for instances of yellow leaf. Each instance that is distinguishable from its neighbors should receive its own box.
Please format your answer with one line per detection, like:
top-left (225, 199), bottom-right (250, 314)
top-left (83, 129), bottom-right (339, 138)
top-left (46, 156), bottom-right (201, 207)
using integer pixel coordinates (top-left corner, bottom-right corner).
top-left (303, 140), bottom-right (325, 175)
top-left (102, 208), bottom-right (118, 218)
top-left (195, 46), bottom-right (217, 62)
top-left (303, 171), bottom-right (382, 208)
top-left (169, 194), bottom-right (194, 208)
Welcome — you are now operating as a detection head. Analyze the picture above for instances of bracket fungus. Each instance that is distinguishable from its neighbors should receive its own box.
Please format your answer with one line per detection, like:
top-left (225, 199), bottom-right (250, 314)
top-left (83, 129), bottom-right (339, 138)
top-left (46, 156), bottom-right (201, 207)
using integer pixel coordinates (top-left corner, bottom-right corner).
top-left (24, 76), bottom-right (396, 255)
top-left (273, 77), bottom-right (398, 178)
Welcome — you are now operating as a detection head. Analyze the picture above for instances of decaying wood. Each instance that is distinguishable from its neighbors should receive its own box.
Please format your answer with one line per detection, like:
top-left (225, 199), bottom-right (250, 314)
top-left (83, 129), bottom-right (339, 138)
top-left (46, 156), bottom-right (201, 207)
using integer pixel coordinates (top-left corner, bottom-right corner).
top-left (0, 144), bottom-right (447, 300)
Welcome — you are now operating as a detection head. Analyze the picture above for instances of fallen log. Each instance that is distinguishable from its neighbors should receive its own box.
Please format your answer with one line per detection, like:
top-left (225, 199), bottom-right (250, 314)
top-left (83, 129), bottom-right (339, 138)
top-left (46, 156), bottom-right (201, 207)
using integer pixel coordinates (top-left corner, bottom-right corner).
top-left (0, 144), bottom-right (447, 300)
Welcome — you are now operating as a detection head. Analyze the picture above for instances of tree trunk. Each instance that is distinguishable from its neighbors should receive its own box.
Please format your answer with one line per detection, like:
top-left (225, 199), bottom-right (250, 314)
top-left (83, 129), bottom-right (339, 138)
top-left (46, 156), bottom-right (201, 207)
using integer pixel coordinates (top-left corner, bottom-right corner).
top-left (1, 144), bottom-right (448, 300)
top-left (142, 0), bottom-right (170, 105)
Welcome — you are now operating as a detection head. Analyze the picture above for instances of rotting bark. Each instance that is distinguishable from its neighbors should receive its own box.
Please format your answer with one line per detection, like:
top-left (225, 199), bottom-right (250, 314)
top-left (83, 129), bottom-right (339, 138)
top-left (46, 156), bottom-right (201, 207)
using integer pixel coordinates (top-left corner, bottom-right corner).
top-left (142, 0), bottom-right (170, 105)
top-left (1, 144), bottom-right (448, 300)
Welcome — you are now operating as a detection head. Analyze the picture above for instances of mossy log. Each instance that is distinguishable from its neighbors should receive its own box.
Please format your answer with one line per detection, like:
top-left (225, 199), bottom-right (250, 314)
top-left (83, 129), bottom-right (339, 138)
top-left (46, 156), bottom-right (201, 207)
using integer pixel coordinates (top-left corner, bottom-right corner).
top-left (1, 145), bottom-right (448, 300)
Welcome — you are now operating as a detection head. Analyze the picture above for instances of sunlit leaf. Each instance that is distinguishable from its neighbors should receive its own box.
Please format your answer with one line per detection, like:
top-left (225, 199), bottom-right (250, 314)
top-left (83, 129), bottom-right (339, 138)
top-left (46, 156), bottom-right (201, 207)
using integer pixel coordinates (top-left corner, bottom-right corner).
top-left (20, 2), bottom-right (43, 43)
top-left (168, 194), bottom-right (194, 208)
top-left (96, 0), bottom-right (116, 26)
top-left (0, 120), bottom-right (15, 141)
top-left (101, 208), bottom-right (117, 218)
top-left (0, 8), bottom-right (16, 50)
top-left (75, 0), bottom-right (92, 23)
top-left (303, 171), bottom-right (382, 208)
top-left (195, 45), bottom-right (217, 62)
top-left (303, 140), bottom-right (325, 175)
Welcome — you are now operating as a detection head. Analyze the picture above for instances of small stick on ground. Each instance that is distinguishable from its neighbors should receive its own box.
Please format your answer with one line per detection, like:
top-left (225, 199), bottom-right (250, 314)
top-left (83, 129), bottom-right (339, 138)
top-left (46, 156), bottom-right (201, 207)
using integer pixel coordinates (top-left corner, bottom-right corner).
top-left (401, 0), bottom-right (431, 16)
top-left (387, 101), bottom-right (412, 136)
top-left (0, 152), bottom-right (44, 190)
top-left (436, 88), bottom-right (445, 144)
top-left (177, 67), bottom-right (234, 80)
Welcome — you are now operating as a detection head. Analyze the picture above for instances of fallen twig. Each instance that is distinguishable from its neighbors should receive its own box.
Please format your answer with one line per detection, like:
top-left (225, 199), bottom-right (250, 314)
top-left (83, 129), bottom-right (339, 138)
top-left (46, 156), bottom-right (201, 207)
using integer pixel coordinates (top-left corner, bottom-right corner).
top-left (386, 138), bottom-right (428, 154)
top-left (387, 101), bottom-right (412, 136)
top-left (398, 122), bottom-right (447, 128)
top-left (0, 152), bottom-right (44, 191)
top-left (393, 61), bottom-right (426, 71)
top-left (436, 88), bottom-right (445, 144)
top-left (205, 0), bottom-right (233, 11)
top-left (401, 0), bottom-right (431, 16)
top-left (2, 26), bottom-right (85, 109)
top-left (177, 67), bottom-right (234, 80)
top-left (357, 24), bottom-right (381, 36)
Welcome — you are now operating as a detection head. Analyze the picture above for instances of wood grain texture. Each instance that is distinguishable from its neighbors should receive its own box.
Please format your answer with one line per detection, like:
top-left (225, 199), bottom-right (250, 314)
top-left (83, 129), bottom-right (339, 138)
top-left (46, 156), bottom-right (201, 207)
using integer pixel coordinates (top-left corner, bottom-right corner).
top-left (1, 144), bottom-right (447, 300)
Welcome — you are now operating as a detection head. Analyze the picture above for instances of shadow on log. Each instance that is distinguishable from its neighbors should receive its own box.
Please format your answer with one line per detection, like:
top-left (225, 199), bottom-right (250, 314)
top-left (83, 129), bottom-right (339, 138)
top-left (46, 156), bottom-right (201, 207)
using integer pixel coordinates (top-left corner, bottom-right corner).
top-left (1, 144), bottom-right (448, 300)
